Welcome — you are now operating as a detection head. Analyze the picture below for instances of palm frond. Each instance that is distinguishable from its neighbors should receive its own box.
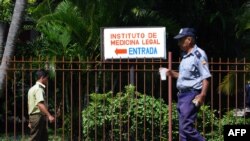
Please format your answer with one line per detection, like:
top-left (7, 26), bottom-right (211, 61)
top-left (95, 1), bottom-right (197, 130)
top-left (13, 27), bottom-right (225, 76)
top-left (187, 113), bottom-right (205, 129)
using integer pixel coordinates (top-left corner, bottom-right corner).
top-left (218, 63), bottom-right (250, 95)
top-left (37, 0), bottom-right (88, 45)
top-left (235, 1), bottom-right (250, 38)
top-left (218, 72), bottom-right (235, 95)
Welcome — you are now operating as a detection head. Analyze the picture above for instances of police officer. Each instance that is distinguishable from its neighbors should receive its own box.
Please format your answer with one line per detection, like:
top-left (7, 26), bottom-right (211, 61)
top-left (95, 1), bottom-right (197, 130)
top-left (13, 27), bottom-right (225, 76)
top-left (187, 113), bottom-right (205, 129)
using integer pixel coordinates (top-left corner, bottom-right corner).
top-left (245, 81), bottom-right (250, 112)
top-left (160, 27), bottom-right (211, 141)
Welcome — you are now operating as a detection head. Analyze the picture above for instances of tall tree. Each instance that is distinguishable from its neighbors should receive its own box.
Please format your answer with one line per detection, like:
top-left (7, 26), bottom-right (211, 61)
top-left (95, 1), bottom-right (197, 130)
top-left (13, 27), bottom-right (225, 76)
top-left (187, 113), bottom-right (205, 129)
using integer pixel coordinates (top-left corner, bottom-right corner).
top-left (0, 0), bottom-right (27, 90)
top-left (0, 0), bottom-right (14, 60)
top-left (0, 23), bottom-right (6, 59)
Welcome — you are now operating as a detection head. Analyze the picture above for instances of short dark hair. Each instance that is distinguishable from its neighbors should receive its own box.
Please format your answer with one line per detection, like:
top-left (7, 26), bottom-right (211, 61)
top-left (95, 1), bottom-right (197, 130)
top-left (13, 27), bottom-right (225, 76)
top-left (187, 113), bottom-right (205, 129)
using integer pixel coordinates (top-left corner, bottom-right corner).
top-left (36, 69), bottom-right (49, 79)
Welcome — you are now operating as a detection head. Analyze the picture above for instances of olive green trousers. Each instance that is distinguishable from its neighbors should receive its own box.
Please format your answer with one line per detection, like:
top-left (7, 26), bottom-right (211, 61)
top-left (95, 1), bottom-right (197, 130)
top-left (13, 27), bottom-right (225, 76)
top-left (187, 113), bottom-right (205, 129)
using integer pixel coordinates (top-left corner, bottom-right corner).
top-left (29, 114), bottom-right (48, 141)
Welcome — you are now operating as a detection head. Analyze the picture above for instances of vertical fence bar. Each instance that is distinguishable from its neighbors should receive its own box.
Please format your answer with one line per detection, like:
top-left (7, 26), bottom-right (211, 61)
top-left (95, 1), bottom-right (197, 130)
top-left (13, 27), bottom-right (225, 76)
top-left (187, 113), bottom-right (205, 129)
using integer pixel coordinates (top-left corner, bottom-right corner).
top-left (143, 58), bottom-right (146, 141)
top-left (94, 59), bottom-right (98, 141)
top-left (13, 56), bottom-right (16, 140)
top-left (151, 58), bottom-right (154, 141)
top-left (29, 57), bottom-right (33, 91)
top-left (62, 57), bottom-right (65, 140)
top-left (168, 52), bottom-right (172, 141)
top-left (210, 58), bottom-right (214, 140)
top-left (54, 57), bottom-right (57, 138)
top-left (243, 58), bottom-right (246, 121)
top-left (218, 58), bottom-right (222, 139)
top-left (28, 57), bottom-right (33, 140)
top-left (119, 58), bottom-right (122, 141)
top-left (127, 59), bottom-right (130, 85)
top-left (45, 57), bottom-right (49, 131)
top-left (21, 56), bottom-right (25, 138)
top-left (86, 58), bottom-right (90, 139)
top-left (178, 57), bottom-right (182, 141)
top-left (78, 59), bottom-right (82, 141)
top-left (135, 58), bottom-right (138, 141)
top-left (235, 58), bottom-right (238, 115)
top-left (111, 58), bottom-right (114, 141)
top-left (119, 58), bottom-right (122, 94)
top-left (102, 60), bottom-right (106, 141)
top-left (127, 59), bottom-right (130, 141)
top-left (70, 59), bottom-right (73, 141)
top-left (5, 67), bottom-right (8, 140)
top-left (159, 58), bottom-right (163, 141)
top-left (227, 58), bottom-right (230, 121)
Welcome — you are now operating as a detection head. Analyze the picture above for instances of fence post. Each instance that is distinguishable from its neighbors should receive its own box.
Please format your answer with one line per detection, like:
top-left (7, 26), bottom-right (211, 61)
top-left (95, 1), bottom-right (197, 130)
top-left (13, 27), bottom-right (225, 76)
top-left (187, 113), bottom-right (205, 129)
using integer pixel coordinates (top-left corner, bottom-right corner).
top-left (168, 52), bottom-right (172, 141)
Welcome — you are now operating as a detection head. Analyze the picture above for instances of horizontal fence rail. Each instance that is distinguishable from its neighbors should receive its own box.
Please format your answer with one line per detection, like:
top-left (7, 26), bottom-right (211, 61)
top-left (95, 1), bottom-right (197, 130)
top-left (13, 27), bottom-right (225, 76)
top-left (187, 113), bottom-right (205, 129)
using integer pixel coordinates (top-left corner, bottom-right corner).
top-left (0, 56), bottom-right (250, 141)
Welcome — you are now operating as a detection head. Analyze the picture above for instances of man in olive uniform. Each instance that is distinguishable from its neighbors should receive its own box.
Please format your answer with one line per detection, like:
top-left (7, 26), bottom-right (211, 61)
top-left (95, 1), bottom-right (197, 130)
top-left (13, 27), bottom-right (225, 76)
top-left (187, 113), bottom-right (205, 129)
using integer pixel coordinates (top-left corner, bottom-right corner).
top-left (28, 69), bottom-right (55, 141)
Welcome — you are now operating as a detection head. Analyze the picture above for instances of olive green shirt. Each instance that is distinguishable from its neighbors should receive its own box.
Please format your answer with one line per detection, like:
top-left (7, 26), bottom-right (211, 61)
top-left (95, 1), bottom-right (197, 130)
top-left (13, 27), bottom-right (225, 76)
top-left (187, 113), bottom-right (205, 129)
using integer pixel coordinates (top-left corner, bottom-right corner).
top-left (28, 82), bottom-right (46, 115)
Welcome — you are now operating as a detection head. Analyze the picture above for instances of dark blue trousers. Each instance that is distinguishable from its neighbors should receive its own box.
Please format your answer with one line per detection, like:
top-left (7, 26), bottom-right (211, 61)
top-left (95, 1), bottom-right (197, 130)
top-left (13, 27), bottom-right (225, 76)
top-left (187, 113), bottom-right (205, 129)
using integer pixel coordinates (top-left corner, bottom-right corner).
top-left (177, 90), bottom-right (205, 141)
top-left (246, 84), bottom-right (250, 107)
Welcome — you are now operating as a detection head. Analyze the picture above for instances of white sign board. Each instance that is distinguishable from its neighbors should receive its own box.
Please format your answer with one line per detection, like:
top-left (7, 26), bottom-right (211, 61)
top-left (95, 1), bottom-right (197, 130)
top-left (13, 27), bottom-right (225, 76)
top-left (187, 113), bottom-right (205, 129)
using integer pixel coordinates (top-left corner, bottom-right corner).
top-left (102, 27), bottom-right (166, 60)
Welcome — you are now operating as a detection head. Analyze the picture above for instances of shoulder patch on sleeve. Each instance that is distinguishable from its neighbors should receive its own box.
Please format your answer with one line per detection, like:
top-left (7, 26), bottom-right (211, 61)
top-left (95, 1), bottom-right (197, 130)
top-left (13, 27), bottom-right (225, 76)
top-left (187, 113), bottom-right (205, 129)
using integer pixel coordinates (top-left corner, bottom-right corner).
top-left (194, 50), bottom-right (201, 59)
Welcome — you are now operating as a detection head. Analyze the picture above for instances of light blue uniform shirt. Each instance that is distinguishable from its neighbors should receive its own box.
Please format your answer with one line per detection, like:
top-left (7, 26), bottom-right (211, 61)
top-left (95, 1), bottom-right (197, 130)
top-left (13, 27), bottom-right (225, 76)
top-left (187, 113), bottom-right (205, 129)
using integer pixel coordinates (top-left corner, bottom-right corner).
top-left (177, 45), bottom-right (211, 90)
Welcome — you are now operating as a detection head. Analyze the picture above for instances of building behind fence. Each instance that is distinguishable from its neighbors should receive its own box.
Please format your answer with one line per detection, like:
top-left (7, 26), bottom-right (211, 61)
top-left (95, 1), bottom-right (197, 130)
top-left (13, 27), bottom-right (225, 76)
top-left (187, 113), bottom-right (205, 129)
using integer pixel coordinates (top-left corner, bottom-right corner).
top-left (0, 56), bottom-right (250, 141)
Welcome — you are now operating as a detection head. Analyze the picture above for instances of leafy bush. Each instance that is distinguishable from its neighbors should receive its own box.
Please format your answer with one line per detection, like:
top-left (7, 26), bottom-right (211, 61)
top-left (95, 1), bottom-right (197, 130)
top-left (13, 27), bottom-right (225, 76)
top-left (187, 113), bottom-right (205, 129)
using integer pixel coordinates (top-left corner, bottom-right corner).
top-left (82, 84), bottom-right (179, 141)
top-left (82, 84), bottom-right (250, 141)
top-left (206, 109), bottom-right (250, 141)
top-left (197, 105), bottom-right (221, 141)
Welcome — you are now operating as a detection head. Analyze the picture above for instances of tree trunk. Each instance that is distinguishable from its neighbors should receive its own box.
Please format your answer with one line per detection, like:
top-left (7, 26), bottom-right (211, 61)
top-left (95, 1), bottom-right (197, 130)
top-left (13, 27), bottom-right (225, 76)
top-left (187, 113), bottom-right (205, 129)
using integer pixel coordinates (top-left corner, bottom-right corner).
top-left (0, 22), bottom-right (7, 60)
top-left (0, 0), bottom-right (27, 91)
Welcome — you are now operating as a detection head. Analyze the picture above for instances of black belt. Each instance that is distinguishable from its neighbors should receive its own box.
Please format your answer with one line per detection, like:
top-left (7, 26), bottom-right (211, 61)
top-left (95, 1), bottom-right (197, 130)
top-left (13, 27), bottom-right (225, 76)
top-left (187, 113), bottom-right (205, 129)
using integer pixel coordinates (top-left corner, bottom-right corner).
top-left (179, 88), bottom-right (201, 93)
top-left (29, 113), bottom-right (42, 116)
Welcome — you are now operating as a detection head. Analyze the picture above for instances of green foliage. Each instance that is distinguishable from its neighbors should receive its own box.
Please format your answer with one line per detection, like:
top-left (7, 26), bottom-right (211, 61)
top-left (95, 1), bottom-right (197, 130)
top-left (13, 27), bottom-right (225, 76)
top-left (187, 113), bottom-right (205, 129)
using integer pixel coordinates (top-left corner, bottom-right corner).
top-left (217, 64), bottom-right (250, 96)
top-left (82, 84), bottom-right (177, 140)
top-left (220, 110), bottom-right (250, 125)
top-left (82, 88), bottom-right (243, 141)
top-left (218, 72), bottom-right (235, 95)
top-left (235, 2), bottom-right (250, 39)
top-left (0, 0), bottom-right (14, 22)
top-left (35, 0), bottom-right (90, 61)
top-left (206, 109), bottom-right (250, 141)
top-left (197, 105), bottom-right (220, 140)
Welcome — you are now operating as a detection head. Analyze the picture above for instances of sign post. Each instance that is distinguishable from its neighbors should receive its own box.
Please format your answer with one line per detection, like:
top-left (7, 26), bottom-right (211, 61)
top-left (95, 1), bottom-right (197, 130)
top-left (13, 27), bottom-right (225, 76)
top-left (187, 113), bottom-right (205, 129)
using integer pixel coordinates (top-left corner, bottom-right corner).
top-left (101, 27), bottom-right (167, 84)
top-left (101, 26), bottom-right (169, 140)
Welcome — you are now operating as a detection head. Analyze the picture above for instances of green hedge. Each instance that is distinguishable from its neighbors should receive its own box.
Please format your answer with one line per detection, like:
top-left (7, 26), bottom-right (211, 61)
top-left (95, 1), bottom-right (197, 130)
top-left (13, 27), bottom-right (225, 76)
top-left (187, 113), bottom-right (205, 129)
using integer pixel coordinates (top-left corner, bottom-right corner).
top-left (82, 85), bottom-right (250, 141)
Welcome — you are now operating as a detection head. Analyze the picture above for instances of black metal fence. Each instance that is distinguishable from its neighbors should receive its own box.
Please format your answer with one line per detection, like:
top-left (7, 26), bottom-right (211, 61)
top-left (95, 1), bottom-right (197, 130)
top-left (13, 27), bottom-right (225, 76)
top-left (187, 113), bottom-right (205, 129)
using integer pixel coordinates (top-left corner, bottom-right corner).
top-left (1, 55), bottom-right (250, 141)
